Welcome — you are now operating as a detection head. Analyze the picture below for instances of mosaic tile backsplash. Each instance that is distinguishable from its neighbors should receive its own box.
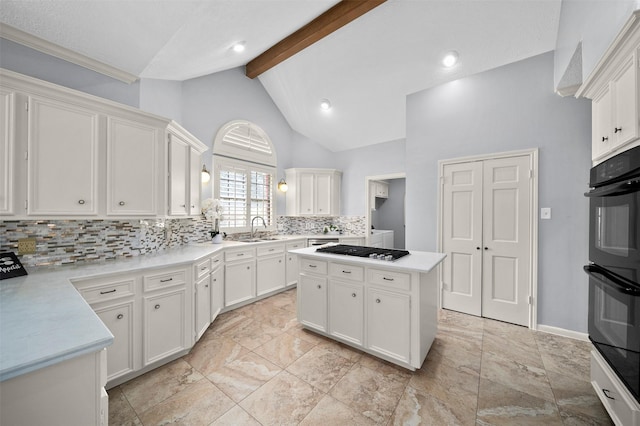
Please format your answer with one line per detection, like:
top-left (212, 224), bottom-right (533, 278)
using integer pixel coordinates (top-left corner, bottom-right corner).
top-left (0, 216), bottom-right (366, 267)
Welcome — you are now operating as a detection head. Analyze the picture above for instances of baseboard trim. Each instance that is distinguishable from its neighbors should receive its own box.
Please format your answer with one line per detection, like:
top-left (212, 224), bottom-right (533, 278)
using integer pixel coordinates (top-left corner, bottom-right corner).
top-left (537, 324), bottom-right (589, 342)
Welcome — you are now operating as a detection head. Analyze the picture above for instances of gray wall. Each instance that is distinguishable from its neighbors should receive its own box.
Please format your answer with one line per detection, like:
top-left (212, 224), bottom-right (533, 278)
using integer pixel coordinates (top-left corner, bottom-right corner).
top-left (0, 38), bottom-right (140, 107)
top-left (139, 78), bottom-right (183, 123)
top-left (372, 178), bottom-right (406, 249)
top-left (335, 139), bottom-right (406, 216)
top-left (406, 52), bottom-right (592, 332)
top-left (554, 0), bottom-right (639, 89)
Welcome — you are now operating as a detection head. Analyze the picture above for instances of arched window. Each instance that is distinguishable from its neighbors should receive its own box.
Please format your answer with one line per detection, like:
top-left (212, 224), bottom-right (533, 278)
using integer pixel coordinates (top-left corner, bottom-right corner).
top-left (213, 120), bottom-right (277, 232)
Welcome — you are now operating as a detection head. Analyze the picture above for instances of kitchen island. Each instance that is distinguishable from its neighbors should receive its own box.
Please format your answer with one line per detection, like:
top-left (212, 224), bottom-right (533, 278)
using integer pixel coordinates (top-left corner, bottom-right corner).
top-left (290, 245), bottom-right (445, 370)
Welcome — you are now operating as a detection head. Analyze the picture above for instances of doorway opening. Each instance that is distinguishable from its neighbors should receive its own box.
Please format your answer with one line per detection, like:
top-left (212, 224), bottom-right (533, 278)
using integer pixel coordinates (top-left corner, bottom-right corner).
top-left (365, 173), bottom-right (406, 249)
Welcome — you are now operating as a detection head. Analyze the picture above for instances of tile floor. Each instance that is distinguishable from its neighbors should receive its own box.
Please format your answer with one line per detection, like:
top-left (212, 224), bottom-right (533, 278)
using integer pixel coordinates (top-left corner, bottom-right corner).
top-left (108, 288), bottom-right (613, 425)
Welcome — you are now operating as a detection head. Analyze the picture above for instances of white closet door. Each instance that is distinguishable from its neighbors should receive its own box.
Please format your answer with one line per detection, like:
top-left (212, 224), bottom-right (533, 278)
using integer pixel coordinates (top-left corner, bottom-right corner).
top-left (481, 156), bottom-right (531, 326)
top-left (441, 161), bottom-right (483, 316)
top-left (441, 154), bottom-right (532, 327)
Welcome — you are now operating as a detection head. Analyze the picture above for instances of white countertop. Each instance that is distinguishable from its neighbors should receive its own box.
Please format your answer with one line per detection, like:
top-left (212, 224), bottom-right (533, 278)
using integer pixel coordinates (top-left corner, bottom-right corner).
top-left (0, 236), bottom-right (316, 382)
top-left (290, 245), bottom-right (446, 273)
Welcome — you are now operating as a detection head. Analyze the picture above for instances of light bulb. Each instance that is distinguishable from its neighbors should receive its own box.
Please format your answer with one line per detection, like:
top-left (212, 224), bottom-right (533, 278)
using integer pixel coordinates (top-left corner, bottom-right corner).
top-left (442, 51), bottom-right (459, 68)
top-left (232, 42), bottom-right (246, 53)
top-left (320, 99), bottom-right (331, 111)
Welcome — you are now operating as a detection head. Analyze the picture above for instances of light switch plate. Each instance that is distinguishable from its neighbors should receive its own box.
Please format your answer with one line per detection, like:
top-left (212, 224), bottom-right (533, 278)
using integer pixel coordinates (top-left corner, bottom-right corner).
top-left (540, 208), bottom-right (551, 220)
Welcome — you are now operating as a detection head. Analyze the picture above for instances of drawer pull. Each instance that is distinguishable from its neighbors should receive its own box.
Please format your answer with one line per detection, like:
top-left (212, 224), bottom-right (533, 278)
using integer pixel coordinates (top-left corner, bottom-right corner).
top-left (342, 270), bottom-right (351, 274)
top-left (117, 314), bottom-right (124, 319)
top-left (213, 278), bottom-right (217, 282)
top-left (100, 289), bottom-right (117, 294)
top-left (155, 304), bottom-right (160, 309)
top-left (602, 389), bottom-right (615, 400)
top-left (205, 284), bottom-right (209, 288)
top-left (351, 293), bottom-right (356, 297)
top-left (237, 253), bottom-right (245, 257)
top-left (160, 278), bottom-right (173, 283)
top-left (213, 259), bottom-right (220, 263)
top-left (201, 267), bottom-right (207, 271)
top-left (78, 199), bottom-right (85, 205)
top-left (119, 201), bottom-right (125, 206)
top-left (383, 277), bottom-right (394, 281)
top-left (269, 248), bottom-right (275, 252)
top-left (309, 264), bottom-right (317, 268)
top-left (376, 298), bottom-right (381, 303)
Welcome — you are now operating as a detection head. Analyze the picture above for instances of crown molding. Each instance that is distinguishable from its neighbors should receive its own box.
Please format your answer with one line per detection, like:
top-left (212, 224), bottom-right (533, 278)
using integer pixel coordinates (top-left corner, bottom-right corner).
top-left (0, 23), bottom-right (139, 84)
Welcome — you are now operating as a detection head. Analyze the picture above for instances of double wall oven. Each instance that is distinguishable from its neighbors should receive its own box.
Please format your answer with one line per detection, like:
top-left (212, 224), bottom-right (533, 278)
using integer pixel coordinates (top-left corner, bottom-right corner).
top-left (585, 145), bottom-right (640, 404)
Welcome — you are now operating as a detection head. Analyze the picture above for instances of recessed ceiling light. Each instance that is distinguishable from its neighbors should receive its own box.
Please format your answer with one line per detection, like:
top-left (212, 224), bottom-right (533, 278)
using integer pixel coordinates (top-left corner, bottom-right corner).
top-left (442, 51), bottom-right (459, 68)
top-left (232, 42), bottom-right (246, 53)
top-left (320, 99), bottom-right (332, 111)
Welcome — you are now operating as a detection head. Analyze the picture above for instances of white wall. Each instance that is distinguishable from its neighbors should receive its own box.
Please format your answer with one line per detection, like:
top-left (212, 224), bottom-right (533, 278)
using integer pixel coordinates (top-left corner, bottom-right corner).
top-left (406, 52), bottom-right (592, 333)
top-left (554, 0), bottom-right (639, 89)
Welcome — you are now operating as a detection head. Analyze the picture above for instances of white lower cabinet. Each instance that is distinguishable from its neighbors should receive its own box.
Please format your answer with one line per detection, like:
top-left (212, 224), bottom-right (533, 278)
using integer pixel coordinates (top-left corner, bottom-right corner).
top-left (94, 301), bottom-right (135, 381)
top-left (257, 243), bottom-right (286, 296)
top-left (591, 349), bottom-right (640, 426)
top-left (211, 263), bottom-right (224, 322)
top-left (143, 288), bottom-right (188, 365)
top-left (286, 240), bottom-right (305, 286)
top-left (328, 280), bottom-right (363, 345)
top-left (298, 273), bottom-right (327, 332)
top-left (195, 275), bottom-right (211, 341)
top-left (225, 247), bottom-right (256, 307)
top-left (366, 287), bottom-right (410, 364)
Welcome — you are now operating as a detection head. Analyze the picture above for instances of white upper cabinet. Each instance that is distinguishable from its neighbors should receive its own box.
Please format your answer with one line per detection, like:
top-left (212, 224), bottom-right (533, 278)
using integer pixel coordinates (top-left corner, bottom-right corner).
top-left (285, 168), bottom-right (342, 216)
top-left (168, 122), bottom-right (207, 217)
top-left (0, 68), bottom-right (207, 218)
top-left (107, 117), bottom-right (161, 216)
top-left (577, 12), bottom-right (640, 164)
top-left (27, 95), bottom-right (99, 215)
top-left (0, 88), bottom-right (15, 215)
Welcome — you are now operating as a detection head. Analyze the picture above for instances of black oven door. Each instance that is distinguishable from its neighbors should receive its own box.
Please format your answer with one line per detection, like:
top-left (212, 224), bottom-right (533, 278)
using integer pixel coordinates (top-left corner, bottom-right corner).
top-left (585, 264), bottom-right (640, 402)
top-left (586, 178), bottom-right (640, 283)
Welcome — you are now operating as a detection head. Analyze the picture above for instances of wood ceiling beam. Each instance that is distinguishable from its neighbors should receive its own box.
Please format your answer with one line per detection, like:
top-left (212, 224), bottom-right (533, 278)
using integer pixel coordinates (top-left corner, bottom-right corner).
top-left (245, 0), bottom-right (387, 79)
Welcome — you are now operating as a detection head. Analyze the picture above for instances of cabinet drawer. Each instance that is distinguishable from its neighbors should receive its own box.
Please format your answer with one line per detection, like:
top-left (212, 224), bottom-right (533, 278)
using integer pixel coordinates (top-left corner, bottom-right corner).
top-left (330, 263), bottom-right (364, 281)
top-left (210, 253), bottom-right (223, 271)
top-left (195, 258), bottom-right (210, 280)
top-left (368, 269), bottom-right (411, 291)
top-left (591, 350), bottom-right (640, 426)
top-left (257, 244), bottom-right (285, 257)
top-left (286, 241), bottom-right (305, 251)
top-left (301, 259), bottom-right (327, 275)
top-left (143, 268), bottom-right (187, 292)
top-left (77, 278), bottom-right (135, 304)
top-left (225, 247), bottom-right (255, 262)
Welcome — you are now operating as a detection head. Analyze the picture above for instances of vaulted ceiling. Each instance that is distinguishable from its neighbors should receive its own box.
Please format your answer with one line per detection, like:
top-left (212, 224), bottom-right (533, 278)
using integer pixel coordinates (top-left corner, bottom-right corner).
top-left (0, 0), bottom-right (562, 151)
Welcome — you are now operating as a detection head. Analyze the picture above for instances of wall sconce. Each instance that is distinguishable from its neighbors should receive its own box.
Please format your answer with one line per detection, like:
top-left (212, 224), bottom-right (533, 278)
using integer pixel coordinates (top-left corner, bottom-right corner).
top-left (201, 165), bottom-right (211, 183)
top-left (277, 178), bottom-right (288, 192)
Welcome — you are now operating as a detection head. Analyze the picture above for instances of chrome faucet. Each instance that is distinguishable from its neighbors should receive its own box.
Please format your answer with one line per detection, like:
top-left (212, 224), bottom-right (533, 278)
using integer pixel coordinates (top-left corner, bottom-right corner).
top-left (251, 216), bottom-right (267, 239)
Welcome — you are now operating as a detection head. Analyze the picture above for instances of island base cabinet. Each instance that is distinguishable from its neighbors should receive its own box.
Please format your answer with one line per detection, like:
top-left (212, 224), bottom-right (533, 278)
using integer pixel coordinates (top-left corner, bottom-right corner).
top-left (95, 301), bottom-right (135, 382)
top-left (298, 274), bottom-right (327, 332)
top-left (144, 289), bottom-right (187, 366)
top-left (366, 287), bottom-right (411, 364)
top-left (0, 349), bottom-right (107, 426)
top-left (328, 280), bottom-right (364, 345)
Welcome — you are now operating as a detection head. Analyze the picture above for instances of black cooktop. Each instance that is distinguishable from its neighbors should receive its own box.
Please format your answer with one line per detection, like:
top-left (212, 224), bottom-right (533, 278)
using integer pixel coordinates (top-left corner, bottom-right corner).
top-left (315, 244), bottom-right (410, 261)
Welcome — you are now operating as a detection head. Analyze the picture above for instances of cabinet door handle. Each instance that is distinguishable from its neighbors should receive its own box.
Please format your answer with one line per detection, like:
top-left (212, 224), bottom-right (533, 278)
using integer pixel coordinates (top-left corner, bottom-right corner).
top-left (602, 389), bottom-right (615, 400)
top-left (201, 267), bottom-right (207, 271)
top-left (383, 277), bottom-right (394, 281)
top-left (213, 259), bottom-right (220, 263)
top-left (117, 313), bottom-right (124, 319)
top-left (342, 270), bottom-right (351, 274)
top-left (289, 257), bottom-right (292, 261)
top-left (78, 199), bottom-right (85, 205)
top-left (100, 289), bottom-right (117, 294)
top-left (119, 201), bottom-right (125, 206)
top-left (602, 136), bottom-right (608, 142)
top-left (614, 127), bottom-right (622, 133)
top-left (180, 204), bottom-right (186, 207)
top-left (375, 298), bottom-right (381, 303)
top-left (237, 253), bottom-right (244, 257)
top-left (279, 260), bottom-right (282, 263)
top-left (246, 266), bottom-right (250, 270)
top-left (155, 304), bottom-right (160, 309)
top-left (160, 277), bottom-right (173, 283)
top-left (213, 278), bottom-right (217, 282)
top-left (205, 284), bottom-right (209, 288)
top-left (308, 264), bottom-right (317, 268)
top-left (476, 247), bottom-right (481, 250)
top-left (351, 293), bottom-right (356, 297)
top-left (317, 284), bottom-right (322, 289)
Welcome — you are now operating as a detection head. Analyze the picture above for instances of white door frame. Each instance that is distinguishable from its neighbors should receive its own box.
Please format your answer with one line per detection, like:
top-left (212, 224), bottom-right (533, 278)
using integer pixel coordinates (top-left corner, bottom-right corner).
top-left (437, 148), bottom-right (539, 329)
top-left (365, 173), bottom-right (406, 246)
